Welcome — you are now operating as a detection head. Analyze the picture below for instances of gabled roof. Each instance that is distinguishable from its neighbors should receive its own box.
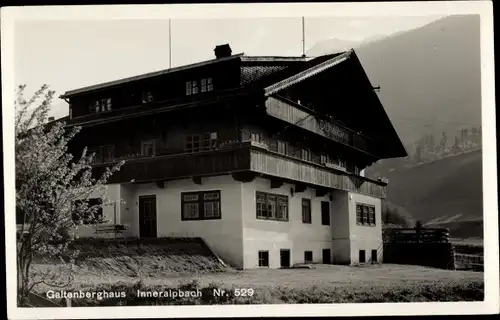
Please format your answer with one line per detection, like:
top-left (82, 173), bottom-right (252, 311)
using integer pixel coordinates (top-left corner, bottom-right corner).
top-left (61, 53), bottom-right (341, 99)
top-left (264, 51), bottom-right (351, 96)
top-left (262, 49), bottom-right (407, 159)
top-left (60, 53), bottom-right (245, 99)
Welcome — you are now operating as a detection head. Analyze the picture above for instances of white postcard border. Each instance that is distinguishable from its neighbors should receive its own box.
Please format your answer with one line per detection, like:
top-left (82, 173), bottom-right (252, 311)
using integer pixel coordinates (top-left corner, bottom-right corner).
top-left (2, 2), bottom-right (497, 319)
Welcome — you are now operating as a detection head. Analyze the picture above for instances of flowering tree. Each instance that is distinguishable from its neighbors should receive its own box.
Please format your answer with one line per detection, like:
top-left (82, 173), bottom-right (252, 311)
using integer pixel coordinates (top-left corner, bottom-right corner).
top-left (15, 85), bottom-right (123, 305)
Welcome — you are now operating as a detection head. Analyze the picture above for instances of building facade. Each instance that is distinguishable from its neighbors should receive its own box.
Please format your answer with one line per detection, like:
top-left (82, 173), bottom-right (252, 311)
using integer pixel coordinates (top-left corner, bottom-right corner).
top-left (60, 45), bottom-right (407, 269)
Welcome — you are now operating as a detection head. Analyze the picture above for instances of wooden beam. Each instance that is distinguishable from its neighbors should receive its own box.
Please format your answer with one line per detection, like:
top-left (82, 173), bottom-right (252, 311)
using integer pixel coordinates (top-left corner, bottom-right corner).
top-left (270, 178), bottom-right (284, 189)
top-left (155, 180), bottom-right (165, 189)
top-left (231, 171), bottom-right (257, 183)
top-left (294, 183), bottom-right (307, 193)
top-left (192, 176), bottom-right (202, 185)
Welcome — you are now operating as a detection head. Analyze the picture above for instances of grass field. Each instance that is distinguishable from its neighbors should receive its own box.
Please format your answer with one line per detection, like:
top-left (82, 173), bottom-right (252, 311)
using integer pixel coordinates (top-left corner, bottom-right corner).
top-left (32, 263), bottom-right (484, 305)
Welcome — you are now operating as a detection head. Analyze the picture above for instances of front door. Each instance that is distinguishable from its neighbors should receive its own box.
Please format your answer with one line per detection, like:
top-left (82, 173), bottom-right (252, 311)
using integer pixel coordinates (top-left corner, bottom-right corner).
top-left (139, 195), bottom-right (157, 238)
top-left (322, 249), bottom-right (332, 264)
top-left (371, 249), bottom-right (378, 263)
top-left (280, 249), bottom-right (291, 268)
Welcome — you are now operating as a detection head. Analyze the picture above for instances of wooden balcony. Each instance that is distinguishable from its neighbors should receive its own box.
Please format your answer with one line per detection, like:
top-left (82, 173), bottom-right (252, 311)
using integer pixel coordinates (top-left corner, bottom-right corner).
top-left (250, 148), bottom-right (387, 198)
top-left (265, 96), bottom-right (379, 157)
top-left (92, 140), bottom-right (386, 198)
top-left (93, 143), bottom-right (251, 184)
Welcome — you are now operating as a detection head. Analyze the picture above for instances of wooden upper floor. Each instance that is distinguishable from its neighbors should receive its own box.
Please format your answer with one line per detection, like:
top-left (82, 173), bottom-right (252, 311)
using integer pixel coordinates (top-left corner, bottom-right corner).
top-left (62, 45), bottom-right (406, 159)
top-left (61, 45), bottom-right (406, 197)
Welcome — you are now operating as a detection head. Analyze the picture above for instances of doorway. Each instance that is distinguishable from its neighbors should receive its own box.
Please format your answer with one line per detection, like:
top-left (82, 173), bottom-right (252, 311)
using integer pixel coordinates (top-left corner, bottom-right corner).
top-left (359, 250), bottom-right (366, 263)
top-left (139, 195), bottom-right (157, 238)
top-left (322, 249), bottom-right (332, 264)
top-left (371, 249), bottom-right (378, 263)
top-left (280, 249), bottom-right (291, 268)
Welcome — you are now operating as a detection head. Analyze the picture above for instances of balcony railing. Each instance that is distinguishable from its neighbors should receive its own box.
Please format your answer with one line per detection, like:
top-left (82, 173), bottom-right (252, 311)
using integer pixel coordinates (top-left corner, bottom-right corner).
top-left (92, 144), bottom-right (251, 184)
top-left (250, 148), bottom-right (387, 198)
top-left (265, 96), bottom-right (379, 157)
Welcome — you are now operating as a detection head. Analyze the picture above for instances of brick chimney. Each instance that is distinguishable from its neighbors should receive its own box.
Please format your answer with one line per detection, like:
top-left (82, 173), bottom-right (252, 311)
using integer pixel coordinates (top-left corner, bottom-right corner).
top-left (48, 117), bottom-right (55, 122)
top-left (214, 44), bottom-right (232, 59)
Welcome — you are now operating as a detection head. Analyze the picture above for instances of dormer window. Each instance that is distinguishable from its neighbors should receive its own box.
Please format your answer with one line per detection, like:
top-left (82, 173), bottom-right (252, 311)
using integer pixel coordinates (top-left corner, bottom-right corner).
top-left (90, 98), bottom-right (112, 113)
top-left (186, 81), bottom-right (199, 96)
top-left (201, 78), bottom-right (213, 92)
top-left (142, 91), bottom-right (154, 103)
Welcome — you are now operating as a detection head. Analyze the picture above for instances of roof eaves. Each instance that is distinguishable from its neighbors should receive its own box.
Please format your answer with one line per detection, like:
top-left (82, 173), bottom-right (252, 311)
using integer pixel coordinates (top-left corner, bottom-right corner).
top-left (61, 53), bottom-right (245, 99)
top-left (241, 56), bottom-right (311, 63)
top-left (263, 51), bottom-right (352, 96)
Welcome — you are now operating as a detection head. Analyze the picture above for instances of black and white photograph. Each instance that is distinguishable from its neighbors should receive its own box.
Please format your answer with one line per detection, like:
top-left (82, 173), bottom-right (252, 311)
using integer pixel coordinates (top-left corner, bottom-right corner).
top-left (2, 2), bottom-right (498, 319)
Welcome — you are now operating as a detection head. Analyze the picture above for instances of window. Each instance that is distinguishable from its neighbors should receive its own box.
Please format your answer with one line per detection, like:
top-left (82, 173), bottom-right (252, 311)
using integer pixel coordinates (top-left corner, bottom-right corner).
top-left (181, 190), bottom-right (221, 220)
top-left (304, 251), bottom-right (313, 263)
top-left (356, 203), bottom-right (376, 226)
top-left (302, 198), bottom-right (311, 224)
top-left (256, 192), bottom-right (288, 221)
top-left (88, 145), bottom-right (115, 164)
top-left (325, 155), bottom-right (346, 170)
top-left (354, 166), bottom-right (361, 175)
top-left (301, 149), bottom-right (311, 161)
top-left (277, 140), bottom-right (287, 154)
top-left (338, 158), bottom-right (347, 169)
top-left (141, 139), bottom-right (156, 156)
top-left (142, 91), bottom-right (154, 103)
top-left (203, 132), bottom-right (218, 151)
top-left (359, 250), bottom-right (366, 263)
top-left (186, 81), bottom-right (199, 95)
top-left (90, 98), bottom-right (112, 113)
top-left (321, 201), bottom-right (330, 225)
top-left (251, 131), bottom-right (263, 143)
top-left (368, 206), bottom-right (375, 226)
top-left (89, 98), bottom-right (112, 113)
top-left (201, 78), bottom-right (214, 92)
top-left (362, 205), bottom-right (369, 225)
top-left (320, 154), bottom-right (327, 164)
top-left (185, 133), bottom-right (218, 153)
top-left (258, 251), bottom-right (269, 267)
top-left (356, 204), bottom-right (362, 225)
top-left (72, 198), bottom-right (103, 224)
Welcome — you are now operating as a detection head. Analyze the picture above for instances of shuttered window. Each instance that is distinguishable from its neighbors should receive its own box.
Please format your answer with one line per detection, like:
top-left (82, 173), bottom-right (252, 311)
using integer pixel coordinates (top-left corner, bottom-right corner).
top-left (356, 203), bottom-right (376, 226)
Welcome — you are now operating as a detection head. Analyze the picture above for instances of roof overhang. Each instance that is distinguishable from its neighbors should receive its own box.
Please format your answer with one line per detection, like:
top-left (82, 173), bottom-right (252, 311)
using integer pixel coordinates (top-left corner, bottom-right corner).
top-left (60, 53), bottom-right (245, 99)
top-left (262, 49), bottom-right (407, 159)
top-left (264, 51), bottom-right (351, 96)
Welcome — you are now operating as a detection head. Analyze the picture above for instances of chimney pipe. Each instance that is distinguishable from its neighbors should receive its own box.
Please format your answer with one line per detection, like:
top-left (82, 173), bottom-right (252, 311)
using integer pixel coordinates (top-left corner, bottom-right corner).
top-left (214, 44), bottom-right (232, 59)
top-left (48, 117), bottom-right (55, 122)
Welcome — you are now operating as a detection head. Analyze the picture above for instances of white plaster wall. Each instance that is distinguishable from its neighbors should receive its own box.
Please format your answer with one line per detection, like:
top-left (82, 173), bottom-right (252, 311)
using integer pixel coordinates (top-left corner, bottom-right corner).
top-left (330, 190), bottom-right (351, 264)
top-left (242, 177), bottom-right (333, 269)
top-left (72, 184), bottom-right (121, 238)
top-left (120, 184), bottom-right (138, 237)
top-left (121, 175), bottom-right (245, 268)
top-left (347, 192), bottom-right (383, 264)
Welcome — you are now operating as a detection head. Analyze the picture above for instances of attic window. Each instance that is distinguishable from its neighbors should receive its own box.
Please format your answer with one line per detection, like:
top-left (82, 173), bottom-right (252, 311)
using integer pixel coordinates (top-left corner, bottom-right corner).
top-left (90, 98), bottom-right (112, 113)
top-left (201, 78), bottom-right (213, 92)
top-left (186, 81), bottom-right (199, 95)
top-left (142, 91), bottom-right (154, 103)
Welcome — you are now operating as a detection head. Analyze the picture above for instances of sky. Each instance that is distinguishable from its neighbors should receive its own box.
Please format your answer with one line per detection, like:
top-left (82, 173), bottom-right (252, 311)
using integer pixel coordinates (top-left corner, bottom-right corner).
top-left (14, 16), bottom-right (443, 118)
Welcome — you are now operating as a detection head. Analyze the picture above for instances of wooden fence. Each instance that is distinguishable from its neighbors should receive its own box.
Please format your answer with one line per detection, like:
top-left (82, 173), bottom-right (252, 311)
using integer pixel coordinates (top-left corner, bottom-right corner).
top-left (383, 228), bottom-right (450, 244)
top-left (383, 227), bottom-right (454, 270)
top-left (454, 253), bottom-right (484, 271)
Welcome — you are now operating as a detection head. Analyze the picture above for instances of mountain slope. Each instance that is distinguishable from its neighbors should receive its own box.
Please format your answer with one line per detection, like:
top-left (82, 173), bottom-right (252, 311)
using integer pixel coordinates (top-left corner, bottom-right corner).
top-left (308, 15), bottom-right (481, 147)
top-left (382, 150), bottom-right (483, 237)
